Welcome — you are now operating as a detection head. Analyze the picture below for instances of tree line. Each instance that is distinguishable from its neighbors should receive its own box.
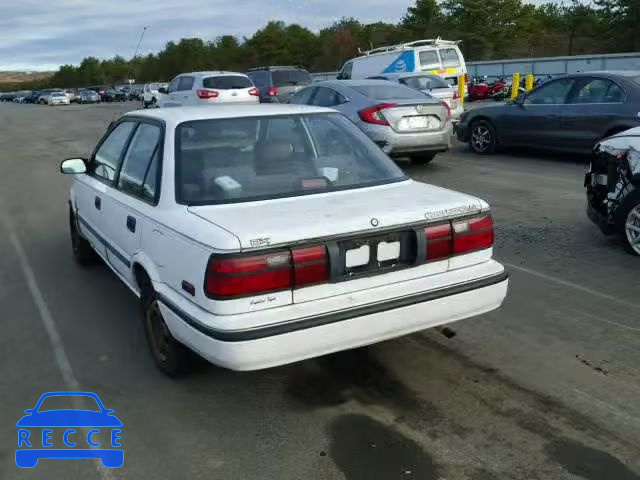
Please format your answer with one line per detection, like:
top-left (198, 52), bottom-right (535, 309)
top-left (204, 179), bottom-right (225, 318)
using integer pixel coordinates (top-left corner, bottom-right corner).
top-left (4, 0), bottom-right (639, 91)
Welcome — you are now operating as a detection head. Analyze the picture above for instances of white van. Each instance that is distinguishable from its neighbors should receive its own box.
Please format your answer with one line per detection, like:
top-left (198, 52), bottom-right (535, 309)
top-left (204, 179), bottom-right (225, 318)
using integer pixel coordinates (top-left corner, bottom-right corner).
top-left (337, 38), bottom-right (466, 86)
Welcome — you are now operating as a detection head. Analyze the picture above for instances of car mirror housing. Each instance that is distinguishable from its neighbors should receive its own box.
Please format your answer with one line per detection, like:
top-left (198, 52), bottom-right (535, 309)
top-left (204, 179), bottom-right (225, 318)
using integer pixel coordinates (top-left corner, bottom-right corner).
top-left (60, 158), bottom-right (87, 175)
top-left (158, 87), bottom-right (167, 94)
top-left (24, 409), bottom-right (33, 414)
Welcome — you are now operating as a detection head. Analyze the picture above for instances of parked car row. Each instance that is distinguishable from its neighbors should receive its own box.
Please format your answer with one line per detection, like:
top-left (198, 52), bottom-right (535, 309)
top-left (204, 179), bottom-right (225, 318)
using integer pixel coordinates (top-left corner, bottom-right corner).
top-left (147, 68), bottom-right (455, 164)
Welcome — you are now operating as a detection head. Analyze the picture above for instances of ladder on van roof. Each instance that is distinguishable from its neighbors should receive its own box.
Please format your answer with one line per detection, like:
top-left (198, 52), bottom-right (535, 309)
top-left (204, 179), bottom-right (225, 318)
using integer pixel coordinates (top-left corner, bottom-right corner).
top-left (359, 38), bottom-right (461, 56)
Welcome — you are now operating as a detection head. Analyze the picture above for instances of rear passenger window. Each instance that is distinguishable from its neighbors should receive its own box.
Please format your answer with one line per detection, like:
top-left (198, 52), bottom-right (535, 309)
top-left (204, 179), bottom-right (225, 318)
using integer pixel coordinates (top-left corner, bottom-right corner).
top-left (311, 87), bottom-right (341, 107)
top-left (290, 87), bottom-right (316, 105)
top-left (178, 77), bottom-right (194, 91)
top-left (203, 76), bottom-right (252, 89)
top-left (91, 122), bottom-right (136, 183)
top-left (569, 78), bottom-right (625, 104)
top-left (117, 123), bottom-right (162, 202)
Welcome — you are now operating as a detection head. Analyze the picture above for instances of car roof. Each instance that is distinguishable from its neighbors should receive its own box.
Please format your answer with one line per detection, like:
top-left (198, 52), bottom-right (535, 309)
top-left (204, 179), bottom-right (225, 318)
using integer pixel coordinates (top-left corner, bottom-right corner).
top-left (373, 72), bottom-right (444, 80)
top-left (125, 104), bottom-right (336, 125)
top-left (318, 79), bottom-right (400, 88)
top-left (248, 66), bottom-right (306, 71)
top-left (568, 70), bottom-right (640, 78)
top-left (176, 71), bottom-right (249, 78)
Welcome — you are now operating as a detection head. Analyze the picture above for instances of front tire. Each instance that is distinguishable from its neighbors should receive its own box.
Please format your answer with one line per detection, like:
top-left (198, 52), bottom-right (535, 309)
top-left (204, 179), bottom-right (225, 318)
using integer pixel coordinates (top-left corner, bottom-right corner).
top-left (469, 119), bottom-right (498, 154)
top-left (617, 191), bottom-right (640, 255)
top-left (70, 209), bottom-right (98, 266)
top-left (141, 285), bottom-right (194, 377)
top-left (410, 152), bottom-right (437, 165)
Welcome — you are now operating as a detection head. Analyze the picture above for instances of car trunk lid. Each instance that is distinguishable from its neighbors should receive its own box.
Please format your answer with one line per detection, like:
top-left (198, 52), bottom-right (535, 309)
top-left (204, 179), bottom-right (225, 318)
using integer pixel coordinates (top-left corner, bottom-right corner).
top-left (190, 180), bottom-right (486, 302)
top-left (379, 99), bottom-right (449, 133)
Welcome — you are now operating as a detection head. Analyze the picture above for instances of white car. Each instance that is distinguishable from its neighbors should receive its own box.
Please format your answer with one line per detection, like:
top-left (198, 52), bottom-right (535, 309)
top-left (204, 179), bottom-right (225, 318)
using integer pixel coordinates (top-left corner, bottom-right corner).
top-left (46, 92), bottom-right (71, 106)
top-left (142, 82), bottom-right (167, 108)
top-left (158, 71), bottom-right (259, 108)
top-left (60, 105), bottom-right (508, 376)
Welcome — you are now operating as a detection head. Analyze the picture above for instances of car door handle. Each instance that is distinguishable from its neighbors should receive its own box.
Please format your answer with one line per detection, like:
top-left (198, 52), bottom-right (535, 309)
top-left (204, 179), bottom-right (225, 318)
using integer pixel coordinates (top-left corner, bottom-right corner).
top-left (94, 196), bottom-right (101, 210)
top-left (126, 216), bottom-right (136, 233)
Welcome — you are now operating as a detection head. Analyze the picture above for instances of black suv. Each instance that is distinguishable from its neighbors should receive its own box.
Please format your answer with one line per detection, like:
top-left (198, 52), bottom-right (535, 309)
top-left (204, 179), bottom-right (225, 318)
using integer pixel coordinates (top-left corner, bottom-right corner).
top-left (246, 66), bottom-right (313, 103)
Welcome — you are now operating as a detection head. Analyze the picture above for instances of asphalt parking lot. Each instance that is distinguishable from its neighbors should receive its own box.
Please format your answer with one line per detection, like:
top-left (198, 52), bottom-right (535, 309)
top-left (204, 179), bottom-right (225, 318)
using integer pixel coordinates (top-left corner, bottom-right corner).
top-left (1, 102), bottom-right (639, 480)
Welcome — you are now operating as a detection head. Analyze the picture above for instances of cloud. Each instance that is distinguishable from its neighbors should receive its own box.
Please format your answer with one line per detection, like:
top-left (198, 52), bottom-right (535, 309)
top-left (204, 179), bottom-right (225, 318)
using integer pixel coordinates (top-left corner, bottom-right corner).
top-left (0, 0), bottom-right (413, 70)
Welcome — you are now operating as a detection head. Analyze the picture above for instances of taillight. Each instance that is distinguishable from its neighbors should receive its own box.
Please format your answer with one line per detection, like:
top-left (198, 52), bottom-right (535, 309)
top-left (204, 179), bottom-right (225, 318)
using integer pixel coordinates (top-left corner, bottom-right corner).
top-left (248, 87), bottom-right (260, 96)
top-left (197, 89), bottom-right (219, 99)
top-left (292, 245), bottom-right (328, 287)
top-left (424, 223), bottom-right (453, 261)
top-left (439, 100), bottom-right (451, 120)
top-left (452, 214), bottom-right (494, 255)
top-left (205, 245), bottom-right (328, 298)
top-left (451, 91), bottom-right (460, 109)
top-left (267, 86), bottom-right (278, 96)
top-left (358, 103), bottom-right (397, 125)
top-left (424, 214), bottom-right (494, 261)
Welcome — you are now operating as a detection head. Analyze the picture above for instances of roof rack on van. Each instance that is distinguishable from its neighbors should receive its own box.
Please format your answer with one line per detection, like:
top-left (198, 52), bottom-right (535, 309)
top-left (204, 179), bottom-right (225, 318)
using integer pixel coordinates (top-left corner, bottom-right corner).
top-left (359, 37), bottom-right (460, 56)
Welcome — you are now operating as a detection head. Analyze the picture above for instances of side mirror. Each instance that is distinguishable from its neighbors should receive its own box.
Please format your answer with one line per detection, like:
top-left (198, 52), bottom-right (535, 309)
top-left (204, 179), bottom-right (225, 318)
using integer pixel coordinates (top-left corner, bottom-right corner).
top-left (158, 87), bottom-right (167, 94)
top-left (60, 158), bottom-right (87, 174)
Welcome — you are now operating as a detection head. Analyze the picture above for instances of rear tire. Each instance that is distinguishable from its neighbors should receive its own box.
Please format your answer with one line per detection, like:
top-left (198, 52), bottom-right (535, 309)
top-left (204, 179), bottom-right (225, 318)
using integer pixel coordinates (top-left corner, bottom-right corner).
top-left (69, 209), bottom-right (98, 266)
top-left (140, 280), bottom-right (194, 377)
top-left (469, 119), bottom-right (498, 154)
top-left (409, 152), bottom-right (437, 165)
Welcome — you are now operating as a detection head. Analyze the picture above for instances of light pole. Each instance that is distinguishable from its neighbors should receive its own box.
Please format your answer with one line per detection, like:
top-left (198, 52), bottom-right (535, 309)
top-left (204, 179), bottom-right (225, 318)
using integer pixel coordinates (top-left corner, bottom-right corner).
top-left (128, 26), bottom-right (148, 83)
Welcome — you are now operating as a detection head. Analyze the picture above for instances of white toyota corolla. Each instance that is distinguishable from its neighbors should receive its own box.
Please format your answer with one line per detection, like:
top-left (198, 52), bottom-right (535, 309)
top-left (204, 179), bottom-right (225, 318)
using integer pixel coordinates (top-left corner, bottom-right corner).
top-left (60, 105), bottom-right (509, 376)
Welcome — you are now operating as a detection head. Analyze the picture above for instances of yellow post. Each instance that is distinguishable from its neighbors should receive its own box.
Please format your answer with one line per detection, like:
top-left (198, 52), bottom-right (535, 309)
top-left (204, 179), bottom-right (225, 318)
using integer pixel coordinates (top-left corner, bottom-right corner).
top-left (525, 74), bottom-right (534, 91)
top-left (511, 73), bottom-right (521, 100)
top-left (457, 75), bottom-right (466, 108)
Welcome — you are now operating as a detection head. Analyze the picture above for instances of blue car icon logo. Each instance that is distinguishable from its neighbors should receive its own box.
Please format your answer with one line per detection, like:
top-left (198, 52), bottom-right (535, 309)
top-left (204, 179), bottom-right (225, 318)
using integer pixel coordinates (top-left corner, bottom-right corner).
top-left (16, 391), bottom-right (123, 468)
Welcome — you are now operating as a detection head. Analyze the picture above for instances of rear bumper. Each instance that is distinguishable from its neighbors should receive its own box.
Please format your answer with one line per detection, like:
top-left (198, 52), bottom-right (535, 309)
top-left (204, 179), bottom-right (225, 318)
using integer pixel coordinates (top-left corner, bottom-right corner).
top-left (159, 268), bottom-right (509, 371)
top-left (361, 121), bottom-right (453, 156)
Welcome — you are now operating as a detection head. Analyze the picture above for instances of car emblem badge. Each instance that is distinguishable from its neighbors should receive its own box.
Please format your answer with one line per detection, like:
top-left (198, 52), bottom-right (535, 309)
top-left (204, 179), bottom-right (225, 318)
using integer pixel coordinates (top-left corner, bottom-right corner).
top-left (417, 105), bottom-right (424, 113)
top-left (370, 218), bottom-right (379, 227)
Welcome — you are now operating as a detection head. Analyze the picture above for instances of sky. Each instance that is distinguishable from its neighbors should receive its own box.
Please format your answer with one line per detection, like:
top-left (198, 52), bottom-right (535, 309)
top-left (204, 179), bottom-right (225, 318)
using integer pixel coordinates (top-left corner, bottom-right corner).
top-left (0, 0), bottom-right (414, 71)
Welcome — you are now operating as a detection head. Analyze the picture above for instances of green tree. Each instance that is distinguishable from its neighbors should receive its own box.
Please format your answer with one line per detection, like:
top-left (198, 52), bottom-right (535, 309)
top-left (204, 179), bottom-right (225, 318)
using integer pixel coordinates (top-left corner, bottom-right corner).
top-left (402, 0), bottom-right (442, 37)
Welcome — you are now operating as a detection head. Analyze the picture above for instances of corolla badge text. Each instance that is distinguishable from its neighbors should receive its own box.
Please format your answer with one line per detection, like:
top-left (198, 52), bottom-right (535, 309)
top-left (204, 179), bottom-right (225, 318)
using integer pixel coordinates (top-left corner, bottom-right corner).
top-left (15, 391), bottom-right (123, 468)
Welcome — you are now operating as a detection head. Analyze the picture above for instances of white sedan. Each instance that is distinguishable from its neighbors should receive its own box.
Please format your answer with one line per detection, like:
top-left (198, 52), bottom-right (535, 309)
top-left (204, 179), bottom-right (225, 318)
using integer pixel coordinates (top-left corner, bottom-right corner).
top-left (60, 104), bottom-right (508, 376)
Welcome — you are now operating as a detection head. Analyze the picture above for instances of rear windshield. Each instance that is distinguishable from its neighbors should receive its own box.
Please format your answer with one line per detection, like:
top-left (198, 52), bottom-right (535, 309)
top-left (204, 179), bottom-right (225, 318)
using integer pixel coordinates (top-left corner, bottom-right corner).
top-left (271, 69), bottom-right (312, 87)
top-left (419, 50), bottom-right (440, 66)
top-left (203, 75), bottom-right (252, 90)
top-left (399, 75), bottom-right (449, 90)
top-left (175, 113), bottom-right (406, 205)
top-left (51, 92), bottom-right (65, 97)
top-left (351, 84), bottom-right (428, 101)
top-left (439, 48), bottom-right (461, 67)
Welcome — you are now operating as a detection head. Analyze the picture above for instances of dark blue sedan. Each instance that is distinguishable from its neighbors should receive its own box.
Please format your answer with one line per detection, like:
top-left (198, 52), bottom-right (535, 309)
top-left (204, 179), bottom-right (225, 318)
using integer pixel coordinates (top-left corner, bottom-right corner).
top-left (456, 71), bottom-right (640, 154)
